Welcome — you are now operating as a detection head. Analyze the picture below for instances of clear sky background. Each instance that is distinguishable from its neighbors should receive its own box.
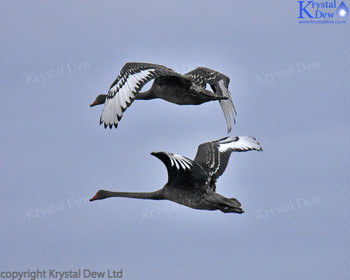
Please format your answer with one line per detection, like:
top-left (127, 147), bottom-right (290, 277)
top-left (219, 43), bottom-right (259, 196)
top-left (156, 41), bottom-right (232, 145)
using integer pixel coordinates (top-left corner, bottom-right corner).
top-left (1, 1), bottom-right (350, 279)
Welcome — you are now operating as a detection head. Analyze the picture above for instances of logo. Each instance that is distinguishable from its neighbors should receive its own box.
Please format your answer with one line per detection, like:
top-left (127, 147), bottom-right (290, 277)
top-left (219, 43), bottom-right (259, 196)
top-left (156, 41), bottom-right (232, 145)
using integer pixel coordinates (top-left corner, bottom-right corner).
top-left (337, 1), bottom-right (350, 16)
top-left (298, 0), bottom-right (349, 24)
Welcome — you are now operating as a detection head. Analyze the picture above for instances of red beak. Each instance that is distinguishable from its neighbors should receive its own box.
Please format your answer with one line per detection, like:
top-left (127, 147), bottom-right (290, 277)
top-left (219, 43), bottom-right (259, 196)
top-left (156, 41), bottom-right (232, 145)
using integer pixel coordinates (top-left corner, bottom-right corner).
top-left (90, 99), bottom-right (98, 107)
top-left (89, 194), bottom-right (98, 202)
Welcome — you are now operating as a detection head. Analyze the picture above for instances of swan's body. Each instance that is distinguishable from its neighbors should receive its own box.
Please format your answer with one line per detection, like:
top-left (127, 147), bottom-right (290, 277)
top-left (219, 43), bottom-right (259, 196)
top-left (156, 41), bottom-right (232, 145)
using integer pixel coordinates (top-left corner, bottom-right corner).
top-left (90, 62), bottom-right (236, 133)
top-left (90, 136), bottom-right (262, 213)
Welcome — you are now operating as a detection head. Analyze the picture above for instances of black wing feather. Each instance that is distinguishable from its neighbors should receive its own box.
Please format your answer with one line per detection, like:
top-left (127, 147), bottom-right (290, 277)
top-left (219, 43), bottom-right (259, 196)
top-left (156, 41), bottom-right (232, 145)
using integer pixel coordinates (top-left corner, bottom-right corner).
top-left (151, 151), bottom-right (209, 191)
top-left (184, 67), bottom-right (236, 133)
top-left (194, 136), bottom-right (262, 183)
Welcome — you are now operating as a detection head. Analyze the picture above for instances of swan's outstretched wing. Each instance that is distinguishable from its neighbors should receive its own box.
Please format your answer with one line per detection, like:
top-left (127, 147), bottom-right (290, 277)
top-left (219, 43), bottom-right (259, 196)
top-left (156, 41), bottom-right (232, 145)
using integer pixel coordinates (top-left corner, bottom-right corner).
top-left (151, 151), bottom-right (209, 191)
top-left (100, 62), bottom-right (180, 128)
top-left (193, 136), bottom-right (262, 183)
top-left (184, 67), bottom-right (236, 133)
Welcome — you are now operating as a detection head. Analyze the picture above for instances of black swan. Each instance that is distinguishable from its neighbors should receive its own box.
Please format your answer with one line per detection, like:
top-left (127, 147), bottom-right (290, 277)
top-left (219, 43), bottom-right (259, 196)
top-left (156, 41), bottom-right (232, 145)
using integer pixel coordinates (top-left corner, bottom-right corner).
top-left (90, 62), bottom-right (236, 133)
top-left (90, 136), bottom-right (262, 213)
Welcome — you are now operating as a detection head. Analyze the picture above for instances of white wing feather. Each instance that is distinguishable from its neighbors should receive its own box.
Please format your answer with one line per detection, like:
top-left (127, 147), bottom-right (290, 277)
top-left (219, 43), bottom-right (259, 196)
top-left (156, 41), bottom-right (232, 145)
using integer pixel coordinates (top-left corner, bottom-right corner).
top-left (218, 136), bottom-right (262, 153)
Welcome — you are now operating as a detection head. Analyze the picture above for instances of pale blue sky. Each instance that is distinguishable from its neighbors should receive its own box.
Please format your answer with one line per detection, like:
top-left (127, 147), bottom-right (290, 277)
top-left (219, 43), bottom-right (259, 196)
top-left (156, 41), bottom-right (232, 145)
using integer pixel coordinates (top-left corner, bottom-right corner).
top-left (1, 1), bottom-right (350, 279)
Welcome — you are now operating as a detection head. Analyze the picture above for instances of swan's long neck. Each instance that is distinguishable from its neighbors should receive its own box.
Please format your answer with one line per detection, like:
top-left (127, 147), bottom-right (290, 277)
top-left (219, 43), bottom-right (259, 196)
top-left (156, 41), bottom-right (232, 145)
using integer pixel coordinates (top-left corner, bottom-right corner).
top-left (105, 189), bottom-right (165, 200)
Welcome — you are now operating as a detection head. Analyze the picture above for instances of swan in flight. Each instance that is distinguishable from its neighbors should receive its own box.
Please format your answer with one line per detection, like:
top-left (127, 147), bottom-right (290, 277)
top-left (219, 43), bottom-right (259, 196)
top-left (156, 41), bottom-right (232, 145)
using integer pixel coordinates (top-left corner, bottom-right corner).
top-left (90, 136), bottom-right (262, 213)
top-left (90, 62), bottom-right (236, 133)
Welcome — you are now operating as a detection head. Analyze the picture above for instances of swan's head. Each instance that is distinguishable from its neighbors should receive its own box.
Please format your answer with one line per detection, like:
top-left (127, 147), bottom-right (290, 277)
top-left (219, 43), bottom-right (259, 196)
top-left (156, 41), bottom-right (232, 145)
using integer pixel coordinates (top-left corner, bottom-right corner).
top-left (90, 190), bottom-right (110, 201)
top-left (90, 94), bottom-right (107, 107)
